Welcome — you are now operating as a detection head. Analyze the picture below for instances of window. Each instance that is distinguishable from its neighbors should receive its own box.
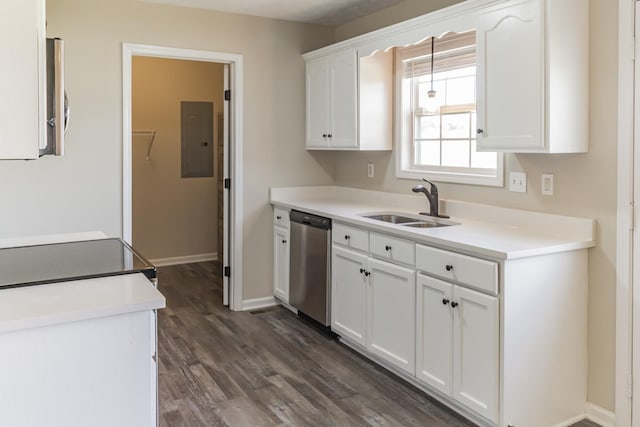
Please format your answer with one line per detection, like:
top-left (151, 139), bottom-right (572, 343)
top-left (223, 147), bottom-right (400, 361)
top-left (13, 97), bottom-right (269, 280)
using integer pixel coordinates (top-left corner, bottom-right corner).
top-left (395, 31), bottom-right (503, 186)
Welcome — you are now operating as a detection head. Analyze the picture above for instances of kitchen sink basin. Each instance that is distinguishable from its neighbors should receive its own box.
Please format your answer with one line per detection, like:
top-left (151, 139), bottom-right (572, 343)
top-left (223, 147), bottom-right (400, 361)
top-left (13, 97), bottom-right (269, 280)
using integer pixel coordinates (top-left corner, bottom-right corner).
top-left (360, 212), bottom-right (459, 228)
top-left (403, 221), bottom-right (449, 228)
top-left (362, 214), bottom-right (418, 224)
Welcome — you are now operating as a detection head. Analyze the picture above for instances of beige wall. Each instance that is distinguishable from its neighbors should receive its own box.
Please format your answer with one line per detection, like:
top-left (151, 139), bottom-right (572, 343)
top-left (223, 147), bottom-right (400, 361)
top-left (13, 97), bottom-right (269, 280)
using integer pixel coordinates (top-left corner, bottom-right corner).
top-left (132, 57), bottom-right (222, 260)
top-left (331, 0), bottom-right (617, 412)
top-left (40, 0), bottom-right (335, 300)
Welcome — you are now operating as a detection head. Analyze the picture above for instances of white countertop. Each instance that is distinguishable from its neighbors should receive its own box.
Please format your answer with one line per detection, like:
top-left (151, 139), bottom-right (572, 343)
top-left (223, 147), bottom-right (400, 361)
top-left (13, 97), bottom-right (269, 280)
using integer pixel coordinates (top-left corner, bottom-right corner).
top-left (0, 273), bottom-right (165, 334)
top-left (270, 186), bottom-right (595, 260)
top-left (0, 232), bottom-right (165, 334)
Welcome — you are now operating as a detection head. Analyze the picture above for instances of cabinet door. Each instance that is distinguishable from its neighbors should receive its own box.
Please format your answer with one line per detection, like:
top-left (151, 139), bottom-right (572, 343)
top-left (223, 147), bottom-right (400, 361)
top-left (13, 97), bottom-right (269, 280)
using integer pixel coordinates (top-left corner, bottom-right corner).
top-left (306, 57), bottom-right (330, 148)
top-left (416, 274), bottom-right (453, 395)
top-left (273, 226), bottom-right (290, 302)
top-left (0, 0), bottom-right (45, 159)
top-left (367, 258), bottom-right (416, 374)
top-left (331, 246), bottom-right (368, 346)
top-left (328, 49), bottom-right (358, 148)
top-left (452, 285), bottom-right (499, 423)
top-left (476, 0), bottom-right (544, 152)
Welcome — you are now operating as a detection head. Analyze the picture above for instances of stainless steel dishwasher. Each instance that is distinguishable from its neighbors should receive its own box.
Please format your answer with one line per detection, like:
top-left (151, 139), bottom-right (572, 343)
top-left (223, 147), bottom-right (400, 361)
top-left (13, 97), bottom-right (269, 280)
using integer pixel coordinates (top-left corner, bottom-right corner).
top-left (289, 210), bottom-right (331, 326)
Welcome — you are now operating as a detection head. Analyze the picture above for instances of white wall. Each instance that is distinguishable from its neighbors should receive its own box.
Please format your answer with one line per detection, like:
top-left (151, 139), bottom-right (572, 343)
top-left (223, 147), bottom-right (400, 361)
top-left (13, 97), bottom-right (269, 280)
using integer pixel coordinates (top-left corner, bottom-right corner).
top-left (132, 57), bottom-right (223, 261)
top-left (331, 0), bottom-right (617, 413)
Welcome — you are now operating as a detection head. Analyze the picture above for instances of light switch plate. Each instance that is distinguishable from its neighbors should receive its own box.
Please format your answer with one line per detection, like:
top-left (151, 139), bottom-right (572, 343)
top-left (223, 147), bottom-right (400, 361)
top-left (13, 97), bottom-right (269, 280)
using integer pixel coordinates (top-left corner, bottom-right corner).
top-left (509, 172), bottom-right (527, 193)
top-left (367, 162), bottom-right (374, 178)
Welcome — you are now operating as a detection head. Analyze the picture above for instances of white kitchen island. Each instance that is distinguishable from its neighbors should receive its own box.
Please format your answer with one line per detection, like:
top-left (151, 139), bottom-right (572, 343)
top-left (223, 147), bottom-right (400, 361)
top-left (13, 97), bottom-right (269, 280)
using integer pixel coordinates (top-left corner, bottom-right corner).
top-left (0, 232), bottom-right (165, 427)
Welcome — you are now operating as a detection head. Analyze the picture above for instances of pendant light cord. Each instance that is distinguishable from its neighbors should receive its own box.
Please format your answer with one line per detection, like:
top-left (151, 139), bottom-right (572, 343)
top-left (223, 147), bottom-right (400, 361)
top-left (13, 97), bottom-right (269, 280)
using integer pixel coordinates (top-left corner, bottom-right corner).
top-left (430, 36), bottom-right (435, 92)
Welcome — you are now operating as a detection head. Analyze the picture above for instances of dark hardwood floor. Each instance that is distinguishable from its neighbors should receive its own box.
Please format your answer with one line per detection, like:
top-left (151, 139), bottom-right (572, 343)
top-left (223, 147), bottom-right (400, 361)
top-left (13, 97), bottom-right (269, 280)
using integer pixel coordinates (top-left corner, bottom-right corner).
top-left (156, 261), bottom-right (600, 427)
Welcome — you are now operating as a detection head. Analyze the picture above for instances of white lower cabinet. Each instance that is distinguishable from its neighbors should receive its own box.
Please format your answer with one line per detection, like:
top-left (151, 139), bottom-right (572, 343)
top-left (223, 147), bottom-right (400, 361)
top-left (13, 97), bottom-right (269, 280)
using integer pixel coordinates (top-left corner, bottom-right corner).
top-left (0, 309), bottom-right (158, 427)
top-left (273, 225), bottom-right (290, 302)
top-left (417, 273), bottom-right (498, 422)
top-left (331, 246), bottom-right (368, 346)
top-left (325, 220), bottom-right (587, 426)
top-left (415, 274), bottom-right (453, 395)
top-left (331, 228), bottom-right (416, 375)
top-left (273, 207), bottom-right (290, 303)
top-left (367, 258), bottom-right (415, 374)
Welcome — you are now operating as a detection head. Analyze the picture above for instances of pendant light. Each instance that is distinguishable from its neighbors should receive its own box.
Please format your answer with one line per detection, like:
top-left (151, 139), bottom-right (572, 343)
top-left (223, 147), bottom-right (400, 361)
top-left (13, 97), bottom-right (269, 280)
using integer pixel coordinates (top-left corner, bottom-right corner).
top-left (425, 36), bottom-right (441, 115)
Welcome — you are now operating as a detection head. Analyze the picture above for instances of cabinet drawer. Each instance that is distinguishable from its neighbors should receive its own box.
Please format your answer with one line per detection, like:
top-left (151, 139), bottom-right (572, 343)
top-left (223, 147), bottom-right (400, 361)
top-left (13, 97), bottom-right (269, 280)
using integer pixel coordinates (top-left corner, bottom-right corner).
top-left (369, 232), bottom-right (415, 266)
top-left (273, 207), bottom-right (290, 229)
top-left (333, 222), bottom-right (369, 252)
top-left (416, 245), bottom-right (498, 294)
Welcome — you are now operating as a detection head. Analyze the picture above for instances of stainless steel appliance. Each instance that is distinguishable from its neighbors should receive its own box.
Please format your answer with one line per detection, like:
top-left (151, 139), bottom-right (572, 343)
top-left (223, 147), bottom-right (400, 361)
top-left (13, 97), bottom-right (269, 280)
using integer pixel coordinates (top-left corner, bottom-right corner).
top-left (41, 37), bottom-right (69, 156)
top-left (289, 210), bottom-right (331, 326)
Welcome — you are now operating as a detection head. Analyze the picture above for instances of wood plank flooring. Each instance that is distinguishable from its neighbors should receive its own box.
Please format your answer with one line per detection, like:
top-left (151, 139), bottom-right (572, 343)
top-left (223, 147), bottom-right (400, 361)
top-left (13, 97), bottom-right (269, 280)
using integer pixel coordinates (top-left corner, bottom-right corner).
top-left (157, 261), bottom-right (600, 427)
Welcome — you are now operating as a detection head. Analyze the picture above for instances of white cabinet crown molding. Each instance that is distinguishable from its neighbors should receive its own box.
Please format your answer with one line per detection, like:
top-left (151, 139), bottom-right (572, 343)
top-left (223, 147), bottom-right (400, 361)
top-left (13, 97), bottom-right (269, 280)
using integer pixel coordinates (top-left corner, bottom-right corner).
top-left (303, 0), bottom-right (506, 60)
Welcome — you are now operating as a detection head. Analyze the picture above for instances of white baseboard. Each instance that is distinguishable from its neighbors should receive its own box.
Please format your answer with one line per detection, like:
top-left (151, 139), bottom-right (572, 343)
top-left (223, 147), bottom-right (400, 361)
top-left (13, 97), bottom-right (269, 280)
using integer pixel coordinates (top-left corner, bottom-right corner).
top-left (586, 402), bottom-right (615, 427)
top-left (150, 252), bottom-right (218, 267)
top-left (242, 296), bottom-right (278, 311)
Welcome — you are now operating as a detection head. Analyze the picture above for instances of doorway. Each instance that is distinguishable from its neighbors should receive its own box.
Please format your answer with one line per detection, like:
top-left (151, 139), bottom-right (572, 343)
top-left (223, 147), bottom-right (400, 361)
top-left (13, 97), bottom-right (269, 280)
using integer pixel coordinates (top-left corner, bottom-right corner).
top-left (130, 57), bottom-right (223, 269)
top-left (122, 44), bottom-right (244, 311)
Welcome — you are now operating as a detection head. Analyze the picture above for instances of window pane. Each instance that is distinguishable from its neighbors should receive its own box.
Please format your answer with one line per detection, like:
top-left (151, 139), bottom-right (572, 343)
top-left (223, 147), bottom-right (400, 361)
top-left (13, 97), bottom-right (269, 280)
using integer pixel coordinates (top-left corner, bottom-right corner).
top-left (471, 140), bottom-right (497, 169)
top-left (471, 112), bottom-right (477, 135)
top-left (399, 35), bottom-right (501, 185)
top-left (441, 140), bottom-right (470, 167)
top-left (442, 113), bottom-right (470, 139)
top-left (415, 140), bottom-right (440, 166)
top-left (416, 116), bottom-right (440, 139)
top-left (445, 75), bottom-right (475, 105)
top-left (417, 80), bottom-right (445, 112)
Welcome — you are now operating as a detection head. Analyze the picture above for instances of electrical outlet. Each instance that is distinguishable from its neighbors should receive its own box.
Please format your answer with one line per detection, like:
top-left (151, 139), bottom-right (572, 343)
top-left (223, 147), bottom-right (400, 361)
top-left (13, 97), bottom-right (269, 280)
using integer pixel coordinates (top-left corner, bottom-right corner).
top-left (541, 174), bottom-right (554, 196)
top-left (367, 162), bottom-right (374, 178)
top-left (509, 172), bottom-right (527, 193)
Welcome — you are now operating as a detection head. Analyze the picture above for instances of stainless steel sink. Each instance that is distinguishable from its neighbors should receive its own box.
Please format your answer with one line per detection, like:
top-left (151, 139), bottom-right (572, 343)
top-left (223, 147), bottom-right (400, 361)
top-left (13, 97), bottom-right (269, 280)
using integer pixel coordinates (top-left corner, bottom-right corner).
top-left (362, 214), bottom-right (418, 224)
top-left (403, 221), bottom-right (449, 228)
top-left (361, 212), bottom-right (459, 228)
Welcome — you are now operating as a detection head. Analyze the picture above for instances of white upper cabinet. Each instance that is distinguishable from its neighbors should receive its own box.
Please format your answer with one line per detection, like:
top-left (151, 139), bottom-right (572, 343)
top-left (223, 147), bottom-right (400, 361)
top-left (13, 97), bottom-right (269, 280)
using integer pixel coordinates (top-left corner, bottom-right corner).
top-left (306, 50), bottom-right (358, 149)
top-left (0, 0), bottom-right (46, 159)
top-left (304, 0), bottom-right (588, 154)
top-left (476, 0), bottom-right (589, 153)
top-left (304, 48), bottom-right (392, 151)
top-left (306, 57), bottom-right (332, 148)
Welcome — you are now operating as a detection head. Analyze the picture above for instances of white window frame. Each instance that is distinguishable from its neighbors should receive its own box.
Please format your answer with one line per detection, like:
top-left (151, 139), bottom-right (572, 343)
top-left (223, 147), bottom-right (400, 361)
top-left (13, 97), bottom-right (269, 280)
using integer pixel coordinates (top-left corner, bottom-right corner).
top-left (394, 35), bottom-right (504, 187)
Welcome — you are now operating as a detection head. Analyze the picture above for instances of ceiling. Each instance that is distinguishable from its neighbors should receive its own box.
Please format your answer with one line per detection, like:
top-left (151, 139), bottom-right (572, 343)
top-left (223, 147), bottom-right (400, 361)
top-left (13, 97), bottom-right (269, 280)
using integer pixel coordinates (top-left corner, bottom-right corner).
top-left (142, 0), bottom-right (406, 26)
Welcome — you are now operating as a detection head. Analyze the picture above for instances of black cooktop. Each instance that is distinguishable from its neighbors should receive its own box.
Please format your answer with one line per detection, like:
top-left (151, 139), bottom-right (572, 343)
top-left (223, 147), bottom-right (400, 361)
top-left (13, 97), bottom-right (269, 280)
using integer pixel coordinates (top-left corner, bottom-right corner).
top-left (0, 238), bottom-right (156, 290)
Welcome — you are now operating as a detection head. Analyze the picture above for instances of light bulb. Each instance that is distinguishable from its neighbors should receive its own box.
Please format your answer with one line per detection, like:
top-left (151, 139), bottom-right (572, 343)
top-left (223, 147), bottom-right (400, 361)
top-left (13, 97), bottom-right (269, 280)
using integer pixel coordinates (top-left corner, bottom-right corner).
top-left (425, 89), bottom-right (441, 115)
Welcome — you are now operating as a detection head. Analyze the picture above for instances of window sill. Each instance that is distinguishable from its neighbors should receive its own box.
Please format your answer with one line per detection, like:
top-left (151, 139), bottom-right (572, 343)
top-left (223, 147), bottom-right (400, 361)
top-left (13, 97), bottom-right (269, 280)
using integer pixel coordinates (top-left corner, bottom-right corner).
top-left (396, 167), bottom-right (504, 187)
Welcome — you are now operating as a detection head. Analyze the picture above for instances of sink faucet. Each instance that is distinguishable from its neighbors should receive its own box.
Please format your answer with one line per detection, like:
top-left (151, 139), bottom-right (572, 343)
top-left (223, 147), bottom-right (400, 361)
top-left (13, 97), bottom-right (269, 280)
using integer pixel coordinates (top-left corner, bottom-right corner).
top-left (412, 178), bottom-right (449, 218)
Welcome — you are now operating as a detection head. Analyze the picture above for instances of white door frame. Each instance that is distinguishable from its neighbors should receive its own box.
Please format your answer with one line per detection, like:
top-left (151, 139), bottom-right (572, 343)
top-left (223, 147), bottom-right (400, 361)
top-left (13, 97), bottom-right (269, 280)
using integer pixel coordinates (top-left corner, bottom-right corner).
top-left (618, 0), bottom-right (636, 425)
top-left (121, 43), bottom-right (244, 311)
